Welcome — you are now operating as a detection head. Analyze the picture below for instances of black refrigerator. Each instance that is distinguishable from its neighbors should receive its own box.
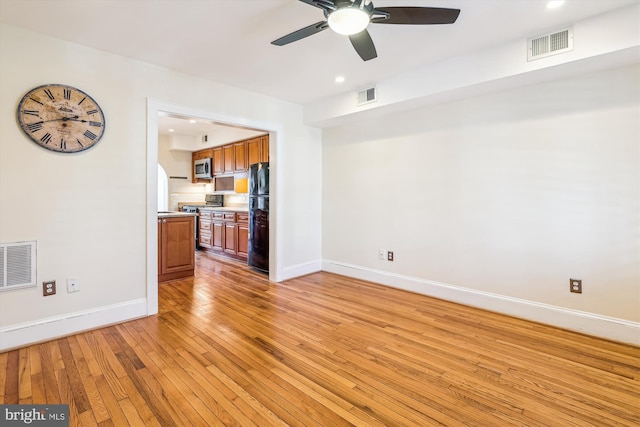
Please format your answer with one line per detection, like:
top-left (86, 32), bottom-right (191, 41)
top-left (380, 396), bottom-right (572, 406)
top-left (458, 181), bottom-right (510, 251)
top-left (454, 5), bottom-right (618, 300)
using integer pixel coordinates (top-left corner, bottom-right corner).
top-left (248, 162), bottom-right (269, 272)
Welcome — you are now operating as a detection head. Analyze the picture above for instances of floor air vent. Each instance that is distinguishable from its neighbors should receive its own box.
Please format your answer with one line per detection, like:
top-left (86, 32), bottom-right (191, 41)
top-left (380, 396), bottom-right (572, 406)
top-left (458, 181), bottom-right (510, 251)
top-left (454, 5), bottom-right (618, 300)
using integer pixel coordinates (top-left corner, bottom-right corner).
top-left (357, 87), bottom-right (377, 106)
top-left (0, 241), bottom-right (37, 291)
top-left (528, 27), bottom-right (573, 61)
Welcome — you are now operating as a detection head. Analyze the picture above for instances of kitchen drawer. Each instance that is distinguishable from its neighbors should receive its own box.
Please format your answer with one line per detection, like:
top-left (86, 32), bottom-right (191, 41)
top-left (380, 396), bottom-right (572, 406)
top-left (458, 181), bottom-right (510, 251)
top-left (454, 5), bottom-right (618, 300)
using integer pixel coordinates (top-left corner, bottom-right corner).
top-left (236, 212), bottom-right (248, 223)
top-left (213, 212), bottom-right (224, 220)
top-left (223, 212), bottom-right (236, 221)
top-left (199, 211), bottom-right (214, 220)
top-left (199, 221), bottom-right (212, 231)
top-left (199, 231), bottom-right (212, 248)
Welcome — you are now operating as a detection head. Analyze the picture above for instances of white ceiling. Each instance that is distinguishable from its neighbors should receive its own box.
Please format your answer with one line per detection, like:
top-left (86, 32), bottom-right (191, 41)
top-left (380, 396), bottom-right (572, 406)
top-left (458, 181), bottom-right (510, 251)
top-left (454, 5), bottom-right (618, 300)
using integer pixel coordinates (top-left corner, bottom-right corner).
top-left (1, 0), bottom-right (637, 137)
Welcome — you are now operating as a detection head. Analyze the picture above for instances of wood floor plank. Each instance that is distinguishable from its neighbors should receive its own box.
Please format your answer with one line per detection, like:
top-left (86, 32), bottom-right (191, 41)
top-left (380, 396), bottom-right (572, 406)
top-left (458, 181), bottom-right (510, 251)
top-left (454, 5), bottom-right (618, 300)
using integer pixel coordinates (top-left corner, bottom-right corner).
top-left (17, 347), bottom-right (31, 402)
top-left (93, 374), bottom-right (130, 427)
top-left (4, 350), bottom-right (19, 403)
top-left (2, 251), bottom-right (639, 426)
top-left (68, 336), bottom-right (111, 424)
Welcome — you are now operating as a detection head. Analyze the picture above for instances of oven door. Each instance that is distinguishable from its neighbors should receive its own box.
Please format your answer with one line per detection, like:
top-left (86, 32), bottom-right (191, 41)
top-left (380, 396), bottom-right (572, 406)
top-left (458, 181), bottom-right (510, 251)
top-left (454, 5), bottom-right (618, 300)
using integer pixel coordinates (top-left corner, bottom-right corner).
top-left (181, 206), bottom-right (200, 250)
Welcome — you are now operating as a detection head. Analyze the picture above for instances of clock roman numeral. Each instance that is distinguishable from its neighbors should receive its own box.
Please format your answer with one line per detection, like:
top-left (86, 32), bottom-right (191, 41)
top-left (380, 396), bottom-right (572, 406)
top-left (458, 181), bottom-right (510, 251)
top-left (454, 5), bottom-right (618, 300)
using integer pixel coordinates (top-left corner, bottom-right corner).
top-left (23, 109), bottom-right (40, 117)
top-left (64, 88), bottom-right (71, 100)
top-left (84, 130), bottom-right (97, 140)
top-left (44, 88), bottom-right (55, 100)
top-left (40, 132), bottom-right (52, 144)
top-left (29, 97), bottom-right (44, 105)
top-left (78, 97), bottom-right (86, 105)
top-left (27, 122), bottom-right (43, 132)
top-left (89, 121), bottom-right (102, 127)
top-left (86, 109), bottom-right (98, 115)
top-left (76, 138), bottom-right (84, 148)
top-left (60, 138), bottom-right (67, 151)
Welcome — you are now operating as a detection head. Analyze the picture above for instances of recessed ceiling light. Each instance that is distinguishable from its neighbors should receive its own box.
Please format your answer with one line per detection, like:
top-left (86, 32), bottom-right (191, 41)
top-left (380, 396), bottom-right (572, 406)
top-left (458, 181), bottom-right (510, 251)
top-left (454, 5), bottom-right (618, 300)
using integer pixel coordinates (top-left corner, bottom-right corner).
top-left (335, 75), bottom-right (345, 83)
top-left (189, 119), bottom-right (196, 124)
top-left (168, 129), bottom-right (174, 132)
top-left (546, 0), bottom-right (565, 9)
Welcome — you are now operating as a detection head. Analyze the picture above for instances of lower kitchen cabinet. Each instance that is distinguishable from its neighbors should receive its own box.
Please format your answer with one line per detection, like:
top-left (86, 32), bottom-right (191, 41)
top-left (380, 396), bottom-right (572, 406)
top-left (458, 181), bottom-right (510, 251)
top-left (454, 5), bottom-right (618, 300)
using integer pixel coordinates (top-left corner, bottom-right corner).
top-left (236, 213), bottom-right (249, 259)
top-left (199, 209), bottom-right (248, 261)
top-left (158, 215), bottom-right (195, 282)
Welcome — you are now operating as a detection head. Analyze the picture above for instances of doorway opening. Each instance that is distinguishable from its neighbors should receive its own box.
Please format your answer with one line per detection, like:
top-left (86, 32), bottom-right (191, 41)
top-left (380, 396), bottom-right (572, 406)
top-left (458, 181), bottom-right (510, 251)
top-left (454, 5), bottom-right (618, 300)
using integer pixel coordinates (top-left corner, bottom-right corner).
top-left (146, 99), bottom-right (282, 316)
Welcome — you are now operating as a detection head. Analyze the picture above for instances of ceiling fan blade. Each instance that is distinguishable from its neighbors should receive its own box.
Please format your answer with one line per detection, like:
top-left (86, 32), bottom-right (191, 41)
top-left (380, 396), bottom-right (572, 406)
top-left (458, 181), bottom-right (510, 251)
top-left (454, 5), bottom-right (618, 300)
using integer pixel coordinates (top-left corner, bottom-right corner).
top-left (349, 29), bottom-right (377, 61)
top-left (372, 7), bottom-right (460, 25)
top-left (298, 0), bottom-right (336, 11)
top-left (271, 21), bottom-right (329, 46)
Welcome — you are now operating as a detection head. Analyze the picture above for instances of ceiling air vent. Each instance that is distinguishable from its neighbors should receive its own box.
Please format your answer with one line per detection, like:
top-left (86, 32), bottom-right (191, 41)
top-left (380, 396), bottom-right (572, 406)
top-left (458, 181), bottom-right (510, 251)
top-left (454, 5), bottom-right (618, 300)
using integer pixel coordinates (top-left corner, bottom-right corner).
top-left (357, 87), bottom-right (377, 106)
top-left (527, 27), bottom-right (573, 61)
top-left (0, 241), bottom-right (37, 291)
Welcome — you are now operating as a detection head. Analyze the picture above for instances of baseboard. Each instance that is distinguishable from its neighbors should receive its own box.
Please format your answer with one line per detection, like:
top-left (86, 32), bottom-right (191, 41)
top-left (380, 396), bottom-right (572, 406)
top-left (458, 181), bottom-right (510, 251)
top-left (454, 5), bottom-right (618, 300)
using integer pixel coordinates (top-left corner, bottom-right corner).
top-left (0, 298), bottom-right (148, 352)
top-left (281, 259), bottom-right (322, 281)
top-left (322, 260), bottom-right (640, 346)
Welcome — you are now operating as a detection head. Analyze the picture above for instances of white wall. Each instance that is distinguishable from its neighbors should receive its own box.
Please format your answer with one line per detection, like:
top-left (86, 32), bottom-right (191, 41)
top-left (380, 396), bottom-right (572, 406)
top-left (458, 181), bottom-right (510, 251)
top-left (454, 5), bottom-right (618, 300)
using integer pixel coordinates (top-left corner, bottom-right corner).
top-left (322, 64), bottom-right (639, 343)
top-left (158, 134), bottom-right (207, 211)
top-left (0, 24), bottom-right (322, 350)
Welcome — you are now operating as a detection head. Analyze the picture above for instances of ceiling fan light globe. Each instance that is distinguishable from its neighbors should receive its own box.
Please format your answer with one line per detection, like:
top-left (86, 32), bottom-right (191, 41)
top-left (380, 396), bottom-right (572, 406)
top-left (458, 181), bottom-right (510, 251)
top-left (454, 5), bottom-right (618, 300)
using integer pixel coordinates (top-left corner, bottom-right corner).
top-left (328, 8), bottom-right (370, 35)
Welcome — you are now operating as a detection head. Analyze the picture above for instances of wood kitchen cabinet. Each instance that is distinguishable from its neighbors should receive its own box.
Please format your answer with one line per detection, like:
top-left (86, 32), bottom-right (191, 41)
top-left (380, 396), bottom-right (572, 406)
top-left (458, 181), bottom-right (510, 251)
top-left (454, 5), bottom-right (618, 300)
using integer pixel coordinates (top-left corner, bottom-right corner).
top-left (234, 141), bottom-right (248, 172)
top-left (199, 209), bottom-right (248, 261)
top-left (212, 219), bottom-right (224, 251)
top-left (260, 135), bottom-right (269, 162)
top-left (236, 212), bottom-right (249, 259)
top-left (223, 145), bottom-right (234, 174)
top-left (212, 147), bottom-right (223, 175)
top-left (158, 215), bottom-right (195, 282)
top-left (248, 135), bottom-right (269, 166)
top-left (193, 135), bottom-right (268, 179)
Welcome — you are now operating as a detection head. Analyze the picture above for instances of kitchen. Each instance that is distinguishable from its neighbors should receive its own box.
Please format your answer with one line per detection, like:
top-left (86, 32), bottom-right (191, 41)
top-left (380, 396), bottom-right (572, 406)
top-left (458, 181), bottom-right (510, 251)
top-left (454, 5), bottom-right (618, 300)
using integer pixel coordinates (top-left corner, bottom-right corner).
top-left (157, 112), bottom-right (270, 282)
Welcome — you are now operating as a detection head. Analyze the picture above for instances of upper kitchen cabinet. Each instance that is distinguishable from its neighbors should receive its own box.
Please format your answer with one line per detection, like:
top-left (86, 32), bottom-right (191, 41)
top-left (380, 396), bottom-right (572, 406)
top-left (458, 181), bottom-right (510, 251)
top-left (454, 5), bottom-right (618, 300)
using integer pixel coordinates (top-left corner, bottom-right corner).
top-left (212, 147), bottom-right (223, 175)
top-left (192, 134), bottom-right (269, 179)
top-left (248, 135), bottom-right (269, 166)
top-left (261, 135), bottom-right (269, 163)
top-left (223, 144), bottom-right (234, 174)
top-left (234, 141), bottom-right (248, 172)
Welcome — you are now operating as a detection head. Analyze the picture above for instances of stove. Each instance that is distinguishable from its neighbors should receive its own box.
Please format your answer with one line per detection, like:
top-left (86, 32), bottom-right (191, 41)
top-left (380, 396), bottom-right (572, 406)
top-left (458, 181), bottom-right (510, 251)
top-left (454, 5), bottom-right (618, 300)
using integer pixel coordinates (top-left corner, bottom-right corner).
top-left (180, 194), bottom-right (224, 250)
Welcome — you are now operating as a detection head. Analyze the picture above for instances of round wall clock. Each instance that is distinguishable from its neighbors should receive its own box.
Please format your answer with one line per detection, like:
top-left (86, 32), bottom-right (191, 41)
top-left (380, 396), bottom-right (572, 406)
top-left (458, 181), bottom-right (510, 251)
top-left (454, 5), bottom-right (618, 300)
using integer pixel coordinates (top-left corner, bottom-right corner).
top-left (17, 84), bottom-right (106, 153)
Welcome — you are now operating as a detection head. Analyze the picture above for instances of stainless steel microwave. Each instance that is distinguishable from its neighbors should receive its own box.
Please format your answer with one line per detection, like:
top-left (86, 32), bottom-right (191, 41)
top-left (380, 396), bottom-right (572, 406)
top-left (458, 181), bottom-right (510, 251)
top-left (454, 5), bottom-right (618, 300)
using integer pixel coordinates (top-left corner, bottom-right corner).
top-left (194, 158), bottom-right (212, 179)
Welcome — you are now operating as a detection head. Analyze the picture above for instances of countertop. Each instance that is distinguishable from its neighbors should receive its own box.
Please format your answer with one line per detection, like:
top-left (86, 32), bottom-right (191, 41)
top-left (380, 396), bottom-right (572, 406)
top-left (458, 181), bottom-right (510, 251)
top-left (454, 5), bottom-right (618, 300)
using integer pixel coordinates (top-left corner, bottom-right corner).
top-left (158, 211), bottom-right (198, 218)
top-left (198, 206), bottom-right (249, 212)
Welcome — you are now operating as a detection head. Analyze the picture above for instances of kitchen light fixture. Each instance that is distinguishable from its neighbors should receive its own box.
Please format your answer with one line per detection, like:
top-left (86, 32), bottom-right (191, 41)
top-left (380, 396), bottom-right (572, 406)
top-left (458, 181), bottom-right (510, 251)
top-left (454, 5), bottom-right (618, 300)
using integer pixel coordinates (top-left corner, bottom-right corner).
top-left (189, 119), bottom-right (196, 123)
top-left (168, 129), bottom-right (174, 132)
top-left (327, 7), bottom-right (370, 35)
top-left (335, 75), bottom-right (345, 83)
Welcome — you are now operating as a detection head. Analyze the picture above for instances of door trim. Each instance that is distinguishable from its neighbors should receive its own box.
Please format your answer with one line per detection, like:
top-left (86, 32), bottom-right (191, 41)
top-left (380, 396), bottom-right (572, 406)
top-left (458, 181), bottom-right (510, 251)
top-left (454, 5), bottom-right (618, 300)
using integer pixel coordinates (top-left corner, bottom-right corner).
top-left (146, 98), bottom-right (282, 316)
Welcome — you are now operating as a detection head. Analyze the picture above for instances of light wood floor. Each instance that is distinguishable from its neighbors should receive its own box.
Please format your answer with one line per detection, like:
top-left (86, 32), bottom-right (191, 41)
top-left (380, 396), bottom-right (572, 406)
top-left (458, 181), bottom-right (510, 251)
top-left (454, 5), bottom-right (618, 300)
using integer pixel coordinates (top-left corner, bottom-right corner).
top-left (2, 252), bottom-right (639, 426)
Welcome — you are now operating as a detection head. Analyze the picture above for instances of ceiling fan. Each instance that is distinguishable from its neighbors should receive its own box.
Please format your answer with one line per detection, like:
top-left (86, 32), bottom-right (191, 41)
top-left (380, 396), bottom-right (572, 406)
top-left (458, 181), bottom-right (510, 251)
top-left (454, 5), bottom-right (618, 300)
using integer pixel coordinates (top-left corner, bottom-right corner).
top-left (271, 0), bottom-right (461, 61)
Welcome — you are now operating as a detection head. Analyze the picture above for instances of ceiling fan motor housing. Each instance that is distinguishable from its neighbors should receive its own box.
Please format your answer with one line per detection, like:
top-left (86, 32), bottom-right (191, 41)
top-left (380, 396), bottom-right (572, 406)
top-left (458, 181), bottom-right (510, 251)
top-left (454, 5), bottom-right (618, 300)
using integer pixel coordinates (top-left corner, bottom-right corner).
top-left (323, 0), bottom-right (375, 19)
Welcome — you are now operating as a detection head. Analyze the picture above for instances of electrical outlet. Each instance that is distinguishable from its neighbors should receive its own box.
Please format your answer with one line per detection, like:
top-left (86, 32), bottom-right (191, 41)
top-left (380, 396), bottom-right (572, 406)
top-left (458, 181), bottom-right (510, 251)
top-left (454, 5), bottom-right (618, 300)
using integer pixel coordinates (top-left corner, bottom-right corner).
top-left (67, 277), bottom-right (80, 293)
top-left (43, 280), bottom-right (56, 296)
top-left (378, 249), bottom-right (386, 260)
top-left (387, 251), bottom-right (394, 262)
top-left (570, 278), bottom-right (582, 294)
